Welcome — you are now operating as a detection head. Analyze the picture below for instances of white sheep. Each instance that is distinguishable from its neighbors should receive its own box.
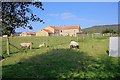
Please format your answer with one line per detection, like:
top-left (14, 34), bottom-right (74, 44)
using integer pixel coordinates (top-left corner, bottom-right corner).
top-left (39, 43), bottom-right (46, 48)
top-left (20, 42), bottom-right (33, 50)
top-left (70, 41), bottom-right (79, 49)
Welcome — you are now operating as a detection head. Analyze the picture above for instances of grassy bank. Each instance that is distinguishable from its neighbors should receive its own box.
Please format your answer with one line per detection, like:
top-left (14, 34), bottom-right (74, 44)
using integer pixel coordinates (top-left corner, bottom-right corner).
top-left (1, 36), bottom-right (120, 79)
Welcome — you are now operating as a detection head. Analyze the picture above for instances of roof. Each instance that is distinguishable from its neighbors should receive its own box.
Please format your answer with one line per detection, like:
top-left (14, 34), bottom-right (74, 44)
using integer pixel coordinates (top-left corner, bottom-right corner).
top-left (43, 29), bottom-right (53, 33)
top-left (62, 25), bottom-right (80, 30)
top-left (21, 32), bottom-right (36, 35)
top-left (50, 25), bottom-right (80, 30)
top-left (50, 26), bottom-right (62, 30)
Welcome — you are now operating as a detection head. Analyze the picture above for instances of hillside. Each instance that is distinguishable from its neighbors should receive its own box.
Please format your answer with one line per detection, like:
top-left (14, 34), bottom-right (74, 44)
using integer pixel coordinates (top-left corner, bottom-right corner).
top-left (82, 24), bottom-right (118, 33)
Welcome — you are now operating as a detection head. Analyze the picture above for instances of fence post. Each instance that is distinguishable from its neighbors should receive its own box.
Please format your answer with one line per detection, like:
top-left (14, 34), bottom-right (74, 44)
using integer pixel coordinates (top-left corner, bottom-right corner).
top-left (7, 37), bottom-right (10, 55)
top-left (77, 36), bottom-right (79, 42)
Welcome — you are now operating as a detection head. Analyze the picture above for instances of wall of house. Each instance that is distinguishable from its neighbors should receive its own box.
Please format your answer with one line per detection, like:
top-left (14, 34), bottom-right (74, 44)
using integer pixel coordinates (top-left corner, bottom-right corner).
top-left (20, 33), bottom-right (28, 36)
top-left (36, 26), bottom-right (80, 36)
top-left (20, 33), bottom-right (36, 36)
top-left (60, 29), bottom-right (80, 36)
top-left (36, 30), bottom-right (48, 36)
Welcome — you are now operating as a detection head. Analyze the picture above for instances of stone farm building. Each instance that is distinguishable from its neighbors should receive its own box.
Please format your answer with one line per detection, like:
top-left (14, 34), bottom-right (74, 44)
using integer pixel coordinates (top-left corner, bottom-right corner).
top-left (20, 32), bottom-right (36, 36)
top-left (36, 25), bottom-right (81, 36)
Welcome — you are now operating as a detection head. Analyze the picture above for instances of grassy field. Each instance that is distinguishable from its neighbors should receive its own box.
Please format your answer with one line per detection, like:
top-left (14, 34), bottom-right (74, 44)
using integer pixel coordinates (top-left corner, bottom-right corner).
top-left (1, 36), bottom-right (120, 79)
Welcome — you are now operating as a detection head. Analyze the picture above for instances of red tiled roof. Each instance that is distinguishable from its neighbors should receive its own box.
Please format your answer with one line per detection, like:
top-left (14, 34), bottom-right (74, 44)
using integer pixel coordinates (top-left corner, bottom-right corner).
top-left (62, 25), bottom-right (80, 30)
top-left (50, 26), bottom-right (62, 30)
top-left (43, 29), bottom-right (53, 33)
top-left (22, 32), bottom-right (36, 35)
top-left (50, 25), bottom-right (80, 30)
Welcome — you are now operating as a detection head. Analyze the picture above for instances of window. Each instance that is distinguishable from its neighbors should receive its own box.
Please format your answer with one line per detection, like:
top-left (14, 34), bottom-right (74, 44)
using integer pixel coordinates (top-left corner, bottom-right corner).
top-left (55, 30), bottom-right (59, 33)
top-left (74, 30), bottom-right (75, 32)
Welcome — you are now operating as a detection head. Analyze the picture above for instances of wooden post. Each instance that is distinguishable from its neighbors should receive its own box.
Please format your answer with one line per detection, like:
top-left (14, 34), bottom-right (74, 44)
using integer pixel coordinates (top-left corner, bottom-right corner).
top-left (82, 35), bottom-right (84, 48)
top-left (7, 37), bottom-right (10, 55)
top-left (30, 45), bottom-right (32, 50)
top-left (46, 39), bottom-right (48, 47)
top-left (30, 36), bottom-right (32, 50)
top-left (77, 36), bottom-right (78, 42)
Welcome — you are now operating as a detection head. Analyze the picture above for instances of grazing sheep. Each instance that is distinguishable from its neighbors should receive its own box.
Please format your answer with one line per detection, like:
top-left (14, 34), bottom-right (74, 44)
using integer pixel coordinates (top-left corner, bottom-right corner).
top-left (39, 43), bottom-right (46, 48)
top-left (20, 42), bottom-right (33, 50)
top-left (70, 41), bottom-right (79, 49)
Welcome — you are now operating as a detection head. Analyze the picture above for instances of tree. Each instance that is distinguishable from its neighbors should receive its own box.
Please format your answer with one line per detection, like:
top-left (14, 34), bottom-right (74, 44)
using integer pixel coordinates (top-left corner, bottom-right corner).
top-left (102, 28), bottom-right (116, 34)
top-left (117, 28), bottom-right (120, 36)
top-left (1, 2), bottom-right (44, 36)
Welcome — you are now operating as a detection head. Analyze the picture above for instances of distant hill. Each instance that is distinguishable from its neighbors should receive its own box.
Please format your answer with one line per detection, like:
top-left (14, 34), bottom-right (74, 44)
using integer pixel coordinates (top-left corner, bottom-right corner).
top-left (82, 24), bottom-right (118, 33)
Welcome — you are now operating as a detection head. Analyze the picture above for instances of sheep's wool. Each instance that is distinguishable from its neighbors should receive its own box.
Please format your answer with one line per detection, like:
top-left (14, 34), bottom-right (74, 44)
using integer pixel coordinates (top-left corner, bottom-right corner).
top-left (70, 41), bottom-right (78, 46)
top-left (39, 43), bottom-right (45, 47)
top-left (20, 43), bottom-right (32, 47)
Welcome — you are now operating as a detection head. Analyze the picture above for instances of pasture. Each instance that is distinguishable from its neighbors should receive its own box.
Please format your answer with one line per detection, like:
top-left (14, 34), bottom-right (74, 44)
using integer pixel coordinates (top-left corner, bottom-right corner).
top-left (1, 36), bottom-right (120, 79)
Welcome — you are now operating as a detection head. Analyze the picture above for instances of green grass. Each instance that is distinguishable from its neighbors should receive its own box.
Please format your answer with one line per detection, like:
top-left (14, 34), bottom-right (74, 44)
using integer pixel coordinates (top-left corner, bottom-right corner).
top-left (1, 36), bottom-right (120, 79)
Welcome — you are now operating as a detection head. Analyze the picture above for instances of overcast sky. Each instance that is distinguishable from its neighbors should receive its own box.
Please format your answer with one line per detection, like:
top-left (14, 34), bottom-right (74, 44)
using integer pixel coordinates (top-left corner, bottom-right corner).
top-left (16, 2), bottom-right (118, 32)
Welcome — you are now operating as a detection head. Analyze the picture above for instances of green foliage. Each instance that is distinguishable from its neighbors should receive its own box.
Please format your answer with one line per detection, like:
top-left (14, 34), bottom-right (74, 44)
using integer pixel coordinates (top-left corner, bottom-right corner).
top-left (102, 28), bottom-right (116, 34)
top-left (118, 28), bottom-right (120, 36)
top-left (1, 2), bottom-right (44, 36)
top-left (2, 27), bottom-right (14, 36)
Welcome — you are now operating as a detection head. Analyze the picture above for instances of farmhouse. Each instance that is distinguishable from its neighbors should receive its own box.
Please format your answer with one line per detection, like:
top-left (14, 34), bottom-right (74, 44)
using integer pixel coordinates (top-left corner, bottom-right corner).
top-left (36, 25), bottom-right (81, 36)
top-left (20, 32), bottom-right (36, 36)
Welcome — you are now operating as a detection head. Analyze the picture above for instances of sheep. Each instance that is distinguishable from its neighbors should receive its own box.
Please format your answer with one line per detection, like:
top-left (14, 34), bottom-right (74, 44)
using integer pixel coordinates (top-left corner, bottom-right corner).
top-left (20, 42), bottom-right (33, 50)
top-left (70, 41), bottom-right (79, 49)
top-left (39, 43), bottom-right (47, 48)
